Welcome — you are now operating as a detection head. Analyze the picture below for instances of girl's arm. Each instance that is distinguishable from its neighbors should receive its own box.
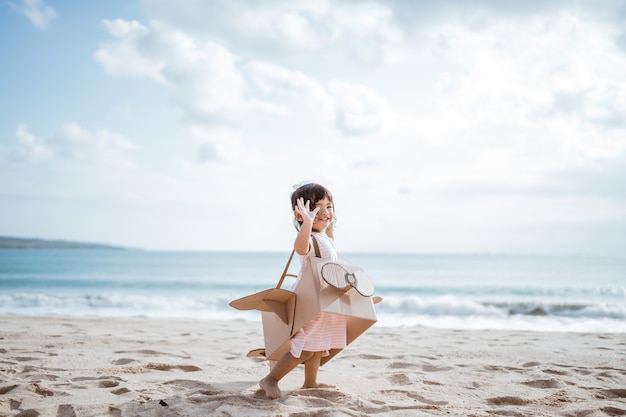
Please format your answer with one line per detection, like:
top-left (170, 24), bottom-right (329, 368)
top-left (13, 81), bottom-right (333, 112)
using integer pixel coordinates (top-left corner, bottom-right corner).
top-left (293, 198), bottom-right (319, 255)
top-left (294, 222), bottom-right (312, 255)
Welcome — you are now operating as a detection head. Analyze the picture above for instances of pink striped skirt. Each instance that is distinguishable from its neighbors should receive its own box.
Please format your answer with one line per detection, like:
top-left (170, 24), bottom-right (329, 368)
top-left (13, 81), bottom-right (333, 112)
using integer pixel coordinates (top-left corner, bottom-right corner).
top-left (289, 311), bottom-right (347, 358)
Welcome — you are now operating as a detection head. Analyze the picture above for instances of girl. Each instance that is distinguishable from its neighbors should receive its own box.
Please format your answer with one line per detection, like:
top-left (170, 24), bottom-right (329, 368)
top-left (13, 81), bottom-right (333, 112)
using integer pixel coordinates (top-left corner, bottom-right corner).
top-left (259, 183), bottom-right (347, 399)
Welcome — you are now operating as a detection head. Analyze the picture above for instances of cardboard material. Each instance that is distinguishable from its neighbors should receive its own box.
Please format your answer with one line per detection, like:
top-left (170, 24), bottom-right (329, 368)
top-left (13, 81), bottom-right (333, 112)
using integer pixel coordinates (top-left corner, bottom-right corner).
top-left (316, 261), bottom-right (375, 296)
top-left (229, 288), bottom-right (295, 325)
top-left (230, 253), bottom-right (378, 367)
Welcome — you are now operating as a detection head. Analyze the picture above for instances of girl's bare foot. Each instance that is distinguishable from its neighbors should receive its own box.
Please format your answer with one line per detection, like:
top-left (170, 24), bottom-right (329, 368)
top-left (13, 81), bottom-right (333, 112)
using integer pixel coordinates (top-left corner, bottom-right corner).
top-left (301, 381), bottom-right (336, 389)
top-left (259, 376), bottom-right (282, 399)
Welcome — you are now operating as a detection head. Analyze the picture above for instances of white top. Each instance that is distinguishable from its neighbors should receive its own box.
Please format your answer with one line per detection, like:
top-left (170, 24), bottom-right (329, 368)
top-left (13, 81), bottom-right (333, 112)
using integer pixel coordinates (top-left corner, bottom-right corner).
top-left (291, 232), bottom-right (337, 290)
top-left (307, 231), bottom-right (338, 261)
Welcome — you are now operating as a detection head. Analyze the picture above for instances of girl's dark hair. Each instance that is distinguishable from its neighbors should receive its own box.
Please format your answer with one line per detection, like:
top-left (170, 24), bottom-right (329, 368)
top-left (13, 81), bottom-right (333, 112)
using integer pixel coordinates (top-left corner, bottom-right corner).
top-left (291, 183), bottom-right (334, 230)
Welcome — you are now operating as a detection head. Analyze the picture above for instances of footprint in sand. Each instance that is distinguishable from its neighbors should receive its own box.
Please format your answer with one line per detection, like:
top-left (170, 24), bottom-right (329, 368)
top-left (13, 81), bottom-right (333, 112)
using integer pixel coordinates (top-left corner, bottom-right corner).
top-left (71, 376), bottom-right (99, 382)
top-left (57, 404), bottom-right (77, 417)
top-left (387, 373), bottom-right (412, 386)
top-left (162, 379), bottom-right (219, 393)
top-left (27, 383), bottom-right (54, 397)
top-left (421, 364), bottom-right (452, 372)
top-left (145, 363), bottom-right (202, 372)
top-left (600, 406), bottom-right (626, 416)
top-left (98, 380), bottom-right (119, 388)
top-left (597, 389), bottom-right (626, 399)
top-left (111, 387), bottom-right (131, 395)
top-left (521, 378), bottom-right (562, 389)
top-left (294, 388), bottom-right (350, 404)
top-left (487, 396), bottom-right (530, 406)
top-left (115, 349), bottom-right (188, 359)
top-left (112, 358), bottom-right (137, 365)
top-left (386, 361), bottom-right (451, 374)
top-left (380, 389), bottom-right (448, 406)
top-left (13, 409), bottom-right (40, 417)
top-left (542, 368), bottom-right (570, 376)
top-left (358, 354), bottom-right (388, 360)
top-left (387, 361), bottom-right (419, 369)
top-left (14, 357), bottom-right (39, 362)
top-left (10, 399), bottom-right (22, 410)
top-left (0, 384), bottom-right (19, 394)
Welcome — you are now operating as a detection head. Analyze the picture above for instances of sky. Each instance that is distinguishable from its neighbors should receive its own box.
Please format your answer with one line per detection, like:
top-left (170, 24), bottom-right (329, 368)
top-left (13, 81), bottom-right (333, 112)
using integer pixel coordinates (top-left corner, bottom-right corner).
top-left (1, 0), bottom-right (626, 255)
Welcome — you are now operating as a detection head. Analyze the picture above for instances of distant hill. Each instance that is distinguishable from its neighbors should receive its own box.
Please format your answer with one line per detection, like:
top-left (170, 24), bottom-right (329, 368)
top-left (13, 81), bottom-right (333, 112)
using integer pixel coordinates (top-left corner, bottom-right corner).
top-left (0, 236), bottom-right (126, 249)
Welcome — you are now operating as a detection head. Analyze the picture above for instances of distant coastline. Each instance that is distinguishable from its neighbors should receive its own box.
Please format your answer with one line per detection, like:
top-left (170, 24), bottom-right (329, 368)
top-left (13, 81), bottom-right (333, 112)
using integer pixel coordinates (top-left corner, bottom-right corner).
top-left (0, 236), bottom-right (126, 250)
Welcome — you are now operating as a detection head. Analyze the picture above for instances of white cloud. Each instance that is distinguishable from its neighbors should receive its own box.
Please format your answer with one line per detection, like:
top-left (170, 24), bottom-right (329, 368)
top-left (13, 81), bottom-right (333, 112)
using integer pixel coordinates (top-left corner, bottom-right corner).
top-left (246, 61), bottom-right (333, 114)
top-left (95, 20), bottom-right (282, 125)
top-left (96, 19), bottom-right (392, 136)
top-left (162, 33), bottom-right (246, 120)
top-left (10, 0), bottom-right (57, 29)
top-left (55, 123), bottom-right (139, 165)
top-left (186, 125), bottom-right (247, 164)
top-left (234, 4), bottom-right (322, 52)
top-left (246, 61), bottom-right (392, 135)
top-left (2, 123), bottom-right (138, 166)
top-left (14, 124), bottom-right (53, 160)
top-left (329, 80), bottom-right (392, 135)
top-left (139, 0), bottom-right (403, 64)
top-left (89, 5), bottom-right (626, 201)
top-left (95, 19), bottom-right (165, 82)
top-left (327, 1), bottom-right (403, 65)
top-left (406, 11), bottom-right (626, 185)
top-left (139, 0), bottom-right (324, 54)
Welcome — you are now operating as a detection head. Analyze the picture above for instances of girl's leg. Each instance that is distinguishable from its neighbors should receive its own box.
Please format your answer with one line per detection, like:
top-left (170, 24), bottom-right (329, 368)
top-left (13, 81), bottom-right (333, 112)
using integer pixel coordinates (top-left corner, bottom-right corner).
top-left (259, 351), bottom-right (313, 399)
top-left (302, 352), bottom-right (336, 389)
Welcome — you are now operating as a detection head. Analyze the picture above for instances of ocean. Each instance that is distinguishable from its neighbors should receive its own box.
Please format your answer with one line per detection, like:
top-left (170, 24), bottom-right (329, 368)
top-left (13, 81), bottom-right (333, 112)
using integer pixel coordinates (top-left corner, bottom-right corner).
top-left (1, 249), bottom-right (624, 333)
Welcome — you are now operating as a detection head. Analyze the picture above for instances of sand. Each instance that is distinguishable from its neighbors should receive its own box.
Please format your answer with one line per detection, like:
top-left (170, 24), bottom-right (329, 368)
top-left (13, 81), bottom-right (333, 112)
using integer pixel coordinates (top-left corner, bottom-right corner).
top-left (0, 315), bottom-right (625, 417)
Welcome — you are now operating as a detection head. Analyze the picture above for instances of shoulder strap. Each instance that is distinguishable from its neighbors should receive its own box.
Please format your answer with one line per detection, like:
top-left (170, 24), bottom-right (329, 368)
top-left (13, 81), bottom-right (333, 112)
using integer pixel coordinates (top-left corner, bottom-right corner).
top-left (275, 250), bottom-right (296, 289)
top-left (311, 234), bottom-right (321, 258)
top-left (275, 234), bottom-right (321, 289)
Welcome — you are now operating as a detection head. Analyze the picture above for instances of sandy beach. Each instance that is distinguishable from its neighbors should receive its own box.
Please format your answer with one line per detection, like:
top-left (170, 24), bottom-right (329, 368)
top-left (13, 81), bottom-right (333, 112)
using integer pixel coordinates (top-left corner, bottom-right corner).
top-left (0, 315), bottom-right (625, 416)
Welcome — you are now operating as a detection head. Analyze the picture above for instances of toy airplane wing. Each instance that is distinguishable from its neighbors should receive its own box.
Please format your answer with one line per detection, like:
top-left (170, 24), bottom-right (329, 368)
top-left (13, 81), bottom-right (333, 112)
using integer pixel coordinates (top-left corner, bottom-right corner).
top-left (229, 288), bottom-right (296, 325)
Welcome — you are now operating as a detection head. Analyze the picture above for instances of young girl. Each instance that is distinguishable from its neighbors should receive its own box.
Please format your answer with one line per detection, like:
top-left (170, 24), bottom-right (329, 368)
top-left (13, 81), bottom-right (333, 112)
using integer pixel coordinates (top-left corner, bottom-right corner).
top-left (259, 183), bottom-right (347, 399)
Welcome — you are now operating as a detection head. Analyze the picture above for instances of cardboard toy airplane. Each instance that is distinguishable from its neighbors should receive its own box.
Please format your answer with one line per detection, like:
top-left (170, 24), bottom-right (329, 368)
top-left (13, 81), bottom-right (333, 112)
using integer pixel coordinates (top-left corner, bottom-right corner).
top-left (230, 250), bottom-right (380, 367)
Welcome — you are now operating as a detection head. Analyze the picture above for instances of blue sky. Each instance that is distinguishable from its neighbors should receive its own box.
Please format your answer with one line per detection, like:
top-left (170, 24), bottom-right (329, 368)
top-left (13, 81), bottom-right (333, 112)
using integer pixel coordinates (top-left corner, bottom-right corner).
top-left (1, 0), bottom-right (626, 255)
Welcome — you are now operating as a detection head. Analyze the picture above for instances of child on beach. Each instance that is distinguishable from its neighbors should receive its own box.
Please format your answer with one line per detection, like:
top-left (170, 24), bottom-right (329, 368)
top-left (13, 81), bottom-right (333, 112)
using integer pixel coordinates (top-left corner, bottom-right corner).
top-left (259, 183), bottom-right (347, 399)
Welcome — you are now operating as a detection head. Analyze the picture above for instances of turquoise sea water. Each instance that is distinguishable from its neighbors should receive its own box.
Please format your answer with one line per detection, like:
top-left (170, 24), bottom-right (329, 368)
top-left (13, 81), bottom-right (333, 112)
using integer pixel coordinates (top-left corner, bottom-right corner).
top-left (1, 249), bottom-right (624, 332)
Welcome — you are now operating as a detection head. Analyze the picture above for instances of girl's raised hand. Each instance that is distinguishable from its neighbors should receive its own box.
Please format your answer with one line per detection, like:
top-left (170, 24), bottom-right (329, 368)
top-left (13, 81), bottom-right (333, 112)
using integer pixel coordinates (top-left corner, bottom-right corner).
top-left (295, 197), bottom-right (319, 225)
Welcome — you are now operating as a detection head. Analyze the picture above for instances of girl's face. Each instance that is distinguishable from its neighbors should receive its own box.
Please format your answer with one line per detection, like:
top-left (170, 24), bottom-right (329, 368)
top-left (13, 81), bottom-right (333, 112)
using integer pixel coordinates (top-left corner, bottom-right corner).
top-left (309, 197), bottom-right (334, 232)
